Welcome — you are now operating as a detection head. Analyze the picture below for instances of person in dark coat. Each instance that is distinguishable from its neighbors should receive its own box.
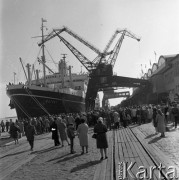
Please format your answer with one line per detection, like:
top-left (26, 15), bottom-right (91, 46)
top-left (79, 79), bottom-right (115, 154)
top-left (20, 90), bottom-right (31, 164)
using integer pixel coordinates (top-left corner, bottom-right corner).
top-left (9, 122), bottom-right (20, 144)
top-left (122, 110), bottom-right (127, 128)
top-left (94, 117), bottom-right (108, 160)
top-left (1, 120), bottom-right (5, 132)
top-left (136, 107), bottom-right (142, 125)
top-left (171, 103), bottom-right (179, 129)
top-left (6, 120), bottom-right (10, 132)
top-left (75, 114), bottom-right (81, 130)
top-left (67, 123), bottom-right (76, 154)
top-left (25, 120), bottom-right (36, 151)
top-left (50, 117), bottom-right (60, 146)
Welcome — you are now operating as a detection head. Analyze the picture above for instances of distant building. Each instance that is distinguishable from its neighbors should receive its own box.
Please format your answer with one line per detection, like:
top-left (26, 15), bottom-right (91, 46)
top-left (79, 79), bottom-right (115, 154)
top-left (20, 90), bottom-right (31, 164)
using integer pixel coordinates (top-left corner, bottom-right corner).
top-left (122, 54), bottom-right (179, 106)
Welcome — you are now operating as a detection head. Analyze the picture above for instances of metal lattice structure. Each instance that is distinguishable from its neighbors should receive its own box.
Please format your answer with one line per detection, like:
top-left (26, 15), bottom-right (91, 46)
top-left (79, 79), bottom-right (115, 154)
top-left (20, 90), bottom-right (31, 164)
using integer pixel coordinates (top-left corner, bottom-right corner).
top-left (39, 26), bottom-right (149, 110)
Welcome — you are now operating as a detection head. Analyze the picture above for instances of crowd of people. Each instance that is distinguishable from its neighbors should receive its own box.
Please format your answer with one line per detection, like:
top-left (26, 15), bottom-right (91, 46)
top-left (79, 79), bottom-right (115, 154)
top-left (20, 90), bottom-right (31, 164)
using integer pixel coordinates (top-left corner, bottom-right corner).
top-left (0, 102), bottom-right (178, 159)
top-left (0, 113), bottom-right (90, 153)
top-left (0, 119), bottom-right (11, 134)
top-left (106, 102), bottom-right (178, 136)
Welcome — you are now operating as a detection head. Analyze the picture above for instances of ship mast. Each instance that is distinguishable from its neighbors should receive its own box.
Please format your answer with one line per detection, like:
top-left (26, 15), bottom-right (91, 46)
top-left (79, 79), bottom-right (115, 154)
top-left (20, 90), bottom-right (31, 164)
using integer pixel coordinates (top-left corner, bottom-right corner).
top-left (61, 54), bottom-right (67, 88)
top-left (41, 18), bottom-right (47, 86)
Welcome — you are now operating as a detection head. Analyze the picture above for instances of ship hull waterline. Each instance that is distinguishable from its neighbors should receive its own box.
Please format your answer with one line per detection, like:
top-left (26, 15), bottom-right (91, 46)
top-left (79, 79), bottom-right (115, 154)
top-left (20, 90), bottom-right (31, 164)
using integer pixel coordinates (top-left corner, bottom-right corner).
top-left (7, 86), bottom-right (85, 118)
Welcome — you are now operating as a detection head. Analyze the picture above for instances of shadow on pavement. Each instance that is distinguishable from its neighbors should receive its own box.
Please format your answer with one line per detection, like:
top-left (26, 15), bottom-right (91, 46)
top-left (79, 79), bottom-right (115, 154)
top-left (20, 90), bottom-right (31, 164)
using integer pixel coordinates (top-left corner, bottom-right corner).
top-left (32, 146), bottom-right (62, 154)
top-left (148, 136), bottom-right (162, 144)
top-left (0, 138), bottom-right (13, 146)
top-left (55, 154), bottom-right (81, 164)
top-left (35, 137), bottom-right (51, 141)
top-left (70, 160), bottom-right (101, 173)
top-left (0, 149), bottom-right (28, 159)
top-left (145, 133), bottom-right (157, 139)
top-left (47, 153), bottom-right (70, 162)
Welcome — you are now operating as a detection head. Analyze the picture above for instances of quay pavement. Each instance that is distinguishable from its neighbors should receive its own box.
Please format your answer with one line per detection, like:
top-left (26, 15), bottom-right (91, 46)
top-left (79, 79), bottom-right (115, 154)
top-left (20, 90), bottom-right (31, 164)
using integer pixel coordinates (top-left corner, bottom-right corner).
top-left (0, 123), bottom-right (178, 180)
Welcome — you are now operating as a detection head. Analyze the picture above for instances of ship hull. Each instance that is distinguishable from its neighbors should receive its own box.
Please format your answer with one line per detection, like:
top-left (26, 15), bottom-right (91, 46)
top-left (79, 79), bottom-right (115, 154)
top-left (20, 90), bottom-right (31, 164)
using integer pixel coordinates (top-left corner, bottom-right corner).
top-left (7, 85), bottom-right (85, 118)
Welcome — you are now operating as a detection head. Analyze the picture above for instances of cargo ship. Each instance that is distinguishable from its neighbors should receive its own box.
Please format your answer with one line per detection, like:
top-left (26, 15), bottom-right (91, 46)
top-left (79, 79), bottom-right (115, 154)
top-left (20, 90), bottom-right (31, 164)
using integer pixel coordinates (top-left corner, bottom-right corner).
top-left (6, 19), bottom-right (88, 119)
top-left (6, 55), bottom-right (88, 119)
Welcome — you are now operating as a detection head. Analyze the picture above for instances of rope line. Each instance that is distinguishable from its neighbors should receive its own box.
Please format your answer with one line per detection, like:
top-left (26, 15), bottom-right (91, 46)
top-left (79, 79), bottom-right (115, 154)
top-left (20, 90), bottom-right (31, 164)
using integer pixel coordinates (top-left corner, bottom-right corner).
top-left (44, 46), bottom-right (58, 68)
top-left (26, 88), bottom-right (50, 115)
top-left (11, 96), bottom-right (31, 119)
top-left (25, 88), bottom-right (51, 116)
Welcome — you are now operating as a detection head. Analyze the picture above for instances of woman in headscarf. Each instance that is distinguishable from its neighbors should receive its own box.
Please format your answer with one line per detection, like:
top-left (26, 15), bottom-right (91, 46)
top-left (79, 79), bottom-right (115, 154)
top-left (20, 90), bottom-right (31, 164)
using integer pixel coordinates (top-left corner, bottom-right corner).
top-left (94, 117), bottom-right (108, 160)
top-left (156, 109), bottom-right (166, 137)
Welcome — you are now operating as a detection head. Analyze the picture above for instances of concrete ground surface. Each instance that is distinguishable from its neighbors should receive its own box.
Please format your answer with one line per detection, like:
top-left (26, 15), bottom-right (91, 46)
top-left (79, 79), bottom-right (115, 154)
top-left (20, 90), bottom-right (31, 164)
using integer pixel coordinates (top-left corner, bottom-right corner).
top-left (0, 129), bottom-right (101, 180)
top-left (0, 123), bottom-right (178, 180)
top-left (132, 122), bottom-right (179, 167)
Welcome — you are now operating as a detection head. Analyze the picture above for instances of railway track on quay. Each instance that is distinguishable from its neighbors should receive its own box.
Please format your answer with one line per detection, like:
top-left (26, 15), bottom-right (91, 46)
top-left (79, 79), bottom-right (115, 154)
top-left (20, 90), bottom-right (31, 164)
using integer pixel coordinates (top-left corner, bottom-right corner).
top-left (93, 126), bottom-right (178, 180)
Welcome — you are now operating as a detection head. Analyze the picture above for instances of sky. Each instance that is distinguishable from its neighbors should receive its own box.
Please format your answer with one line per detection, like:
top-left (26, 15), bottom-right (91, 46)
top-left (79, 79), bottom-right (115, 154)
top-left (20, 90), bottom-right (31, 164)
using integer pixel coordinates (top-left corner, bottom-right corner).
top-left (0, 0), bottom-right (179, 118)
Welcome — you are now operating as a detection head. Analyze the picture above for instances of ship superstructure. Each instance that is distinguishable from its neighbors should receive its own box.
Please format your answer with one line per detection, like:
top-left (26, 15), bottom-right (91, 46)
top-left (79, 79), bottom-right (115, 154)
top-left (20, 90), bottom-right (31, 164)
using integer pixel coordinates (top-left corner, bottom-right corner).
top-left (6, 58), bottom-right (89, 118)
top-left (6, 19), bottom-right (89, 118)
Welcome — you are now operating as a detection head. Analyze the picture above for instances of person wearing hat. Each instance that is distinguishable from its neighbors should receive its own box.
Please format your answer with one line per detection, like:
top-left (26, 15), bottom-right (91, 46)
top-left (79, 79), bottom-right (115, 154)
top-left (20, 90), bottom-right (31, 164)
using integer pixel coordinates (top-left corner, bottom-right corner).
top-left (94, 117), bottom-right (108, 160)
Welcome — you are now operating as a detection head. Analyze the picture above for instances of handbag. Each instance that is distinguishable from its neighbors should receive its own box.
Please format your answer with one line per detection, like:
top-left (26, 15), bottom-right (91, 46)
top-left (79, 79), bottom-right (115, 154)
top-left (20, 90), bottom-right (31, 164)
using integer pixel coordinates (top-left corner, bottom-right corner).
top-left (92, 133), bottom-right (97, 139)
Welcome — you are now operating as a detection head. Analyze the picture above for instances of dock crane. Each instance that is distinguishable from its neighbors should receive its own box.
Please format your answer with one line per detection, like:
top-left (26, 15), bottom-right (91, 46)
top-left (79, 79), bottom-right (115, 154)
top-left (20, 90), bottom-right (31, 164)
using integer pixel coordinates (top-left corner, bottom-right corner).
top-left (94, 29), bottom-right (140, 108)
top-left (92, 29), bottom-right (140, 66)
top-left (39, 26), bottom-right (147, 110)
top-left (38, 26), bottom-right (102, 58)
top-left (38, 26), bottom-right (112, 71)
top-left (87, 29), bottom-right (140, 109)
